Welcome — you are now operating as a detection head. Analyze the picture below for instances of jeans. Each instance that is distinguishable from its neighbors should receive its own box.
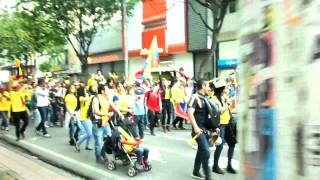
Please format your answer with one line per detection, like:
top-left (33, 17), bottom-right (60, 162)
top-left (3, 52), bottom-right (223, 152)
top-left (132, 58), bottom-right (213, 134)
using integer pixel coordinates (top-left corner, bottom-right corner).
top-left (144, 107), bottom-right (148, 128)
top-left (161, 101), bottom-right (172, 126)
top-left (37, 106), bottom-right (49, 134)
top-left (69, 118), bottom-right (81, 143)
top-left (12, 111), bottom-right (29, 139)
top-left (213, 125), bottom-right (235, 168)
top-left (134, 147), bottom-right (149, 164)
top-left (32, 109), bottom-right (41, 127)
top-left (103, 123), bottom-right (112, 138)
top-left (93, 123), bottom-right (111, 160)
top-left (194, 133), bottom-right (211, 178)
top-left (77, 120), bottom-right (93, 147)
top-left (134, 115), bottom-right (145, 139)
top-left (0, 111), bottom-right (9, 128)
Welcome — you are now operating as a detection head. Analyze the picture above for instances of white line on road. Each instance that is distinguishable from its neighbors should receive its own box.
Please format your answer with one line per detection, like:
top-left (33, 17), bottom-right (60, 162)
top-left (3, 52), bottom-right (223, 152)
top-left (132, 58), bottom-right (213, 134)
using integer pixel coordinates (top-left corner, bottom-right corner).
top-left (145, 132), bottom-right (239, 150)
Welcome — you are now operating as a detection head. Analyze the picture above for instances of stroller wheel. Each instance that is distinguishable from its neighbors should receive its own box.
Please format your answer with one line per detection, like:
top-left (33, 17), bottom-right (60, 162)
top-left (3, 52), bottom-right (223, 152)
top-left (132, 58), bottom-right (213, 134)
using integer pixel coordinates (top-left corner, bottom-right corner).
top-left (107, 162), bottom-right (116, 171)
top-left (128, 167), bottom-right (137, 177)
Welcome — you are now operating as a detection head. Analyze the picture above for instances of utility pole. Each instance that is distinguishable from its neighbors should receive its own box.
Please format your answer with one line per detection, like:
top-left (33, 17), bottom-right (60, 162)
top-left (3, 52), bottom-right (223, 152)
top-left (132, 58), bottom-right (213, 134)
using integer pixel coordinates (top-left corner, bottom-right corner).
top-left (123, 0), bottom-right (129, 79)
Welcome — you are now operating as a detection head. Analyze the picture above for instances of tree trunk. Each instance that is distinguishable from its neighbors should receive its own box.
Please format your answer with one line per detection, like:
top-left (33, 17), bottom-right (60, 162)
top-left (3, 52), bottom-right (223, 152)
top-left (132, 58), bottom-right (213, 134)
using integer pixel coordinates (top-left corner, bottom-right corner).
top-left (81, 63), bottom-right (89, 82)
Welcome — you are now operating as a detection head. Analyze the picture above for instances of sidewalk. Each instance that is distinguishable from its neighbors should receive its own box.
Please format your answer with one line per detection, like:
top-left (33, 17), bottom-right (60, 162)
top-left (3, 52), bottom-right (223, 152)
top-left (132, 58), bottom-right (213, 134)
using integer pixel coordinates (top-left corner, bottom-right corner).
top-left (0, 143), bottom-right (73, 180)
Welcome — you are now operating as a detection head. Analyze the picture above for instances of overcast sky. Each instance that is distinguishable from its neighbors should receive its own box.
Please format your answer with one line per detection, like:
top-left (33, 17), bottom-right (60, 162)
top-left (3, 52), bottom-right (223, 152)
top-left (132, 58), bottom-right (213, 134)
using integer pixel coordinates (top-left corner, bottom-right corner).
top-left (0, 0), bottom-right (16, 11)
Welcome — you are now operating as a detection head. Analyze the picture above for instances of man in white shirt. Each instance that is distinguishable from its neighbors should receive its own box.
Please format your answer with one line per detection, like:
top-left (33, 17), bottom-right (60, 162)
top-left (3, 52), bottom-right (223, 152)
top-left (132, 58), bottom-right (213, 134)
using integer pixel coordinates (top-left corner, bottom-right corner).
top-left (35, 79), bottom-right (51, 137)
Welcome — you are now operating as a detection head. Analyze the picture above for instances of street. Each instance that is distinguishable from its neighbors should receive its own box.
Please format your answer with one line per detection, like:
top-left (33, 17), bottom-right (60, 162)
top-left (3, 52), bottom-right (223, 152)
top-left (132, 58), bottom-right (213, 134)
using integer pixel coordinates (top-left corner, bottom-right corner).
top-left (0, 122), bottom-right (239, 180)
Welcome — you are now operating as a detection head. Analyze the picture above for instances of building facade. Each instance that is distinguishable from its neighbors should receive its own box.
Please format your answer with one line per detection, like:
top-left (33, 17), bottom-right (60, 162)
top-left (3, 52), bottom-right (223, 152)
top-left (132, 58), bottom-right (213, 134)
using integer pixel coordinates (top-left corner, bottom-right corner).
top-left (68, 0), bottom-right (239, 80)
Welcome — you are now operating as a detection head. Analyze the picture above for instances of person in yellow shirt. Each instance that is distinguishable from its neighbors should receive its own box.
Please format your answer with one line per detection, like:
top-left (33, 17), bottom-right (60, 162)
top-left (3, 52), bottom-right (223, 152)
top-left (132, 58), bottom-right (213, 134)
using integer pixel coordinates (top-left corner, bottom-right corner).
top-left (113, 82), bottom-right (135, 135)
top-left (118, 127), bottom-right (150, 169)
top-left (9, 82), bottom-right (29, 141)
top-left (75, 86), bottom-right (93, 151)
top-left (64, 84), bottom-right (80, 146)
top-left (171, 78), bottom-right (187, 129)
top-left (92, 84), bottom-right (123, 163)
top-left (210, 79), bottom-right (236, 174)
top-left (87, 74), bottom-right (97, 87)
top-left (0, 85), bottom-right (11, 131)
top-left (159, 76), bottom-right (173, 133)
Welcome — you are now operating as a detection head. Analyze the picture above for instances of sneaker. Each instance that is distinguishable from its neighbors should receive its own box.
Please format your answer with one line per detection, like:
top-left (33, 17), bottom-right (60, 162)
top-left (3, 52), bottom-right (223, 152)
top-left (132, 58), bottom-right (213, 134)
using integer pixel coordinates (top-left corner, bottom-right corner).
top-left (69, 140), bottom-right (76, 146)
top-left (85, 146), bottom-right (93, 151)
top-left (4, 127), bottom-right (9, 131)
top-left (191, 171), bottom-right (205, 180)
top-left (162, 125), bottom-right (166, 133)
top-left (172, 124), bottom-right (177, 129)
top-left (43, 134), bottom-right (51, 138)
top-left (212, 166), bottom-right (224, 174)
top-left (226, 165), bottom-right (237, 174)
top-left (166, 125), bottom-right (171, 132)
top-left (179, 126), bottom-right (186, 130)
top-left (75, 144), bottom-right (80, 152)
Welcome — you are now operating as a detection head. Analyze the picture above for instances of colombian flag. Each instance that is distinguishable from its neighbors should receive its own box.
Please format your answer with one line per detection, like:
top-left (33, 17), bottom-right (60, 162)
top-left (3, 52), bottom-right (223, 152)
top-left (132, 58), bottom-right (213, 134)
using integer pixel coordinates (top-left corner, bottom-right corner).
top-left (136, 36), bottom-right (160, 80)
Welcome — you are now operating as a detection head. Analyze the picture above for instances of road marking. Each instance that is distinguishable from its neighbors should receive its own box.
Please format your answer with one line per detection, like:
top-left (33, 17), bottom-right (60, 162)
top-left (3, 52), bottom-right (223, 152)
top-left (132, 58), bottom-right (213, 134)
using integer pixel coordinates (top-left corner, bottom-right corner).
top-left (4, 134), bottom-right (125, 180)
top-left (145, 132), bottom-right (239, 150)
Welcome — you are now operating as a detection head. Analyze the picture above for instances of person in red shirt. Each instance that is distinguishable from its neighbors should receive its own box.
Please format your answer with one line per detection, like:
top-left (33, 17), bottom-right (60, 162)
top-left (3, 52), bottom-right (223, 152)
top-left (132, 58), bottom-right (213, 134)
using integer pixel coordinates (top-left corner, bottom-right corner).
top-left (144, 83), bottom-right (162, 136)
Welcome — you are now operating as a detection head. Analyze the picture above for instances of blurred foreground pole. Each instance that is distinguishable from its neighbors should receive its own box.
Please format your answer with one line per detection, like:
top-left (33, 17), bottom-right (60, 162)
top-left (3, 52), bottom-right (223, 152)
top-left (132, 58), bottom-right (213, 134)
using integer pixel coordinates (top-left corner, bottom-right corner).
top-left (238, 0), bottom-right (320, 180)
top-left (123, 0), bottom-right (129, 79)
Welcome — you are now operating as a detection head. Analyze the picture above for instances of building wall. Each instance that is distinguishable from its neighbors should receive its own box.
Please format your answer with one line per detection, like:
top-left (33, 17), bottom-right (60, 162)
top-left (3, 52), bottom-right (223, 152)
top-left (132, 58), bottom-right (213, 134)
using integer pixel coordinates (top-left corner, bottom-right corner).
top-left (166, 0), bottom-right (186, 46)
top-left (127, 2), bottom-right (143, 51)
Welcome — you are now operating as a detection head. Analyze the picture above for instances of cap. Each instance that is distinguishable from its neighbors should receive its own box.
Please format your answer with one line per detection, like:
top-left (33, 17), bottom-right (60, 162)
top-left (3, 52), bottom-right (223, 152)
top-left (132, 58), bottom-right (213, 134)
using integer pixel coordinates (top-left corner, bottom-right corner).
top-left (213, 79), bottom-right (227, 88)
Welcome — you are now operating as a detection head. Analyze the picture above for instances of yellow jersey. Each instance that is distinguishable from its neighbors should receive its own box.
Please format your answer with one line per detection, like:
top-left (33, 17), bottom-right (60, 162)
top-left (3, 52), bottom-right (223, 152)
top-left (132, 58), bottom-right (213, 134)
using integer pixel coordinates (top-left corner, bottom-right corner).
top-left (0, 91), bottom-right (11, 111)
top-left (119, 127), bottom-right (138, 152)
top-left (211, 96), bottom-right (230, 125)
top-left (113, 93), bottom-right (129, 114)
top-left (171, 85), bottom-right (186, 104)
top-left (79, 96), bottom-right (91, 120)
top-left (65, 94), bottom-right (78, 112)
top-left (97, 95), bottom-right (110, 126)
top-left (10, 90), bottom-right (27, 112)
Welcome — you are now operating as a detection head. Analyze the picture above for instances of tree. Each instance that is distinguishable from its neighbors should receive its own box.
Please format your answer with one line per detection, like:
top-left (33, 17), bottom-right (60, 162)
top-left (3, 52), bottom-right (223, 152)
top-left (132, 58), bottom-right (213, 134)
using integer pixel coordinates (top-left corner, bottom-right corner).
top-left (39, 61), bottom-right (52, 72)
top-left (18, 0), bottom-right (139, 76)
top-left (0, 10), bottom-right (65, 72)
top-left (189, 0), bottom-right (233, 78)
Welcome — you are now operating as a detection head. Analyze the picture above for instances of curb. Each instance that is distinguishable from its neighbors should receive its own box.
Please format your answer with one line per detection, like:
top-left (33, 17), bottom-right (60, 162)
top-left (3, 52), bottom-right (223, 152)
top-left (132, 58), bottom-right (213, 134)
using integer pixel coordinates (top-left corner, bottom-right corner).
top-left (0, 133), bottom-right (123, 180)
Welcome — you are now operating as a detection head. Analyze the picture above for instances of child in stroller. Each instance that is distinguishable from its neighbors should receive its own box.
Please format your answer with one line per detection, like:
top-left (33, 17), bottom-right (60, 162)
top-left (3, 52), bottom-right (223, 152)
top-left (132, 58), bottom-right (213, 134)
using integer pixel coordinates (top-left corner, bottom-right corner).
top-left (102, 126), bottom-right (151, 177)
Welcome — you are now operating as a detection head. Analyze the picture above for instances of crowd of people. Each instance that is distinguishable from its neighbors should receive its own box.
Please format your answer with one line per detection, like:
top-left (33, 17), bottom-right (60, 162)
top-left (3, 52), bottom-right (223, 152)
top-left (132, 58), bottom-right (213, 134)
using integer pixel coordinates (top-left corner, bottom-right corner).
top-left (0, 68), bottom-right (238, 180)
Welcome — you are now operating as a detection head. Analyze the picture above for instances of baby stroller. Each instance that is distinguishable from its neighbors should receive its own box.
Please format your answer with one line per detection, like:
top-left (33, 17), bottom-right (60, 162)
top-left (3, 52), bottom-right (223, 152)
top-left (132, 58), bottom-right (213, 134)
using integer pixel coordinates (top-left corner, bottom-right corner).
top-left (102, 126), bottom-right (152, 177)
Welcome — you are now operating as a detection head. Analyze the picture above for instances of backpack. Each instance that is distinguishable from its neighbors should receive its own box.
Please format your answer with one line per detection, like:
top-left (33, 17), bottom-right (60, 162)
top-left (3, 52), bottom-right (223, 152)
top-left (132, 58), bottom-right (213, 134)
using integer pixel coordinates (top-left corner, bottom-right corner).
top-left (87, 95), bottom-right (102, 126)
top-left (197, 94), bottom-right (220, 130)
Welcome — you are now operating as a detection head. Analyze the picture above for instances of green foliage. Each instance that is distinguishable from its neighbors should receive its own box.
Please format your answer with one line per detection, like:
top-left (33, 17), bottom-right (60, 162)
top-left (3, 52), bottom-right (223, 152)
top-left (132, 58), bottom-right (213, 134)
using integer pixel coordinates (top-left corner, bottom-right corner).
top-left (18, 0), bottom-right (140, 67)
top-left (39, 61), bottom-right (52, 72)
top-left (0, 10), bottom-right (65, 62)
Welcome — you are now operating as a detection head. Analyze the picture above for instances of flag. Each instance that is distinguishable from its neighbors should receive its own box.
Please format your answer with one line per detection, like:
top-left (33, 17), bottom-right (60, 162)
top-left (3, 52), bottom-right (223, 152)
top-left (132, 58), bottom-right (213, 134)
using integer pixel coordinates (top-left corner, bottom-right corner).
top-left (134, 68), bottom-right (144, 79)
top-left (142, 36), bottom-right (161, 79)
top-left (175, 103), bottom-right (190, 121)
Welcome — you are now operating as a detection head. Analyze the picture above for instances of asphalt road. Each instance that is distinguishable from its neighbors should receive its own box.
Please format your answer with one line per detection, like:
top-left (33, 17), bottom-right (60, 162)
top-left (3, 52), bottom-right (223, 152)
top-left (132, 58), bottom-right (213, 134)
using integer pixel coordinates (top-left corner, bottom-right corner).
top-left (0, 121), bottom-right (240, 180)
